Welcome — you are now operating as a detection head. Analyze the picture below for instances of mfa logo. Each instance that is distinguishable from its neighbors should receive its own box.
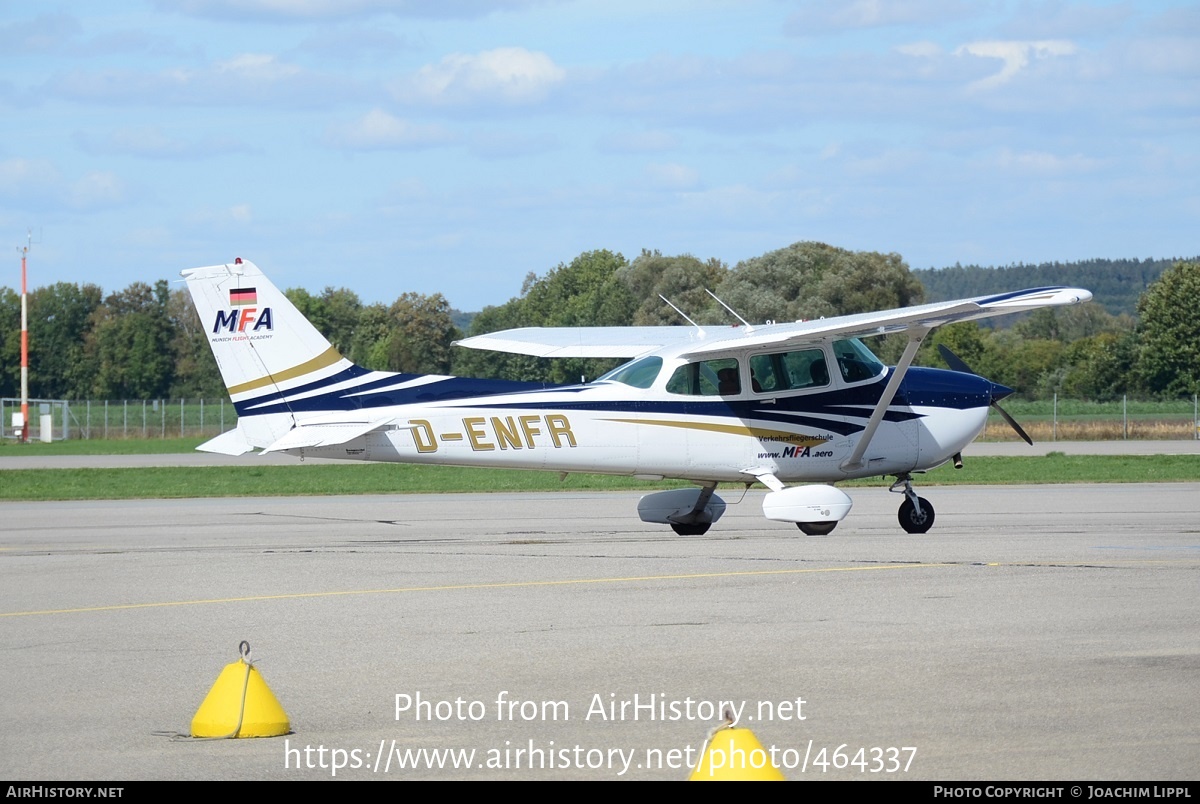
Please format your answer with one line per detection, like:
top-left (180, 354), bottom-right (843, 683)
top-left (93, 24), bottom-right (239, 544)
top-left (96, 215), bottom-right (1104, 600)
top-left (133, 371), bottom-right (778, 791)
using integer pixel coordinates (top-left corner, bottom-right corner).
top-left (212, 286), bottom-right (274, 333)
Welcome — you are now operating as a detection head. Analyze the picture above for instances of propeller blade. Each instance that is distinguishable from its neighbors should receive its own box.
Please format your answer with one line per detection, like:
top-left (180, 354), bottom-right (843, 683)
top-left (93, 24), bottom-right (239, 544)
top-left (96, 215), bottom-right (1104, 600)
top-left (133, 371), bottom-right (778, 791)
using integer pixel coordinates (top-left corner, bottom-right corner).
top-left (993, 401), bottom-right (1034, 446)
top-left (937, 343), bottom-right (975, 375)
top-left (937, 344), bottom-right (1034, 445)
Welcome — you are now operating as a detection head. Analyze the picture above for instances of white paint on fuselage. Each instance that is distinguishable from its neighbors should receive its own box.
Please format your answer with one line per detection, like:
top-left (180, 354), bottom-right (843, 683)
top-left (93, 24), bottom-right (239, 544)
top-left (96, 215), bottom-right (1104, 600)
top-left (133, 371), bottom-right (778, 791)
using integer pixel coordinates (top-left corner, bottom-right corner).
top-left (285, 343), bottom-right (993, 486)
top-left (290, 390), bottom-right (989, 486)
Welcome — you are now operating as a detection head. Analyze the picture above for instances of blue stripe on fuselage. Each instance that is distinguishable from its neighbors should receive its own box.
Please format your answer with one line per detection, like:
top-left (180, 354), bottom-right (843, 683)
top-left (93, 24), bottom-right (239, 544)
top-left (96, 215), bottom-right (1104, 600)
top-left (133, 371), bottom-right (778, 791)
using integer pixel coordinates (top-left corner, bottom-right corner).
top-left (449, 367), bottom-right (995, 436)
top-left (232, 367), bottom-right (565, 417)
top-left (233, 364), bottom-right (995, 434)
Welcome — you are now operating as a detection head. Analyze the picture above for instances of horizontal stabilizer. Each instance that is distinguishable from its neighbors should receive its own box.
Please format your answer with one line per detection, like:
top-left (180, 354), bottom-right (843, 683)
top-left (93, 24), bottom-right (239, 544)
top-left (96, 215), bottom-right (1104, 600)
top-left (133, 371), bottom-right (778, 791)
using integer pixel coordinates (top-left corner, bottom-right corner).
top-left (262, 419), bottom-right (394, 454)
top-left (197, 427), bottom-right (256, 456)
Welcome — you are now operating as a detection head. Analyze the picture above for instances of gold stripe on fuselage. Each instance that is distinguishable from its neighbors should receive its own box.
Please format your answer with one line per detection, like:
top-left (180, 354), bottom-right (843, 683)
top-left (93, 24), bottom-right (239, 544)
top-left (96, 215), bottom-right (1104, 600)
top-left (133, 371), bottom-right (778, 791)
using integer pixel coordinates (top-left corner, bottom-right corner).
top-left (602, 417), bottom-right (828, 447)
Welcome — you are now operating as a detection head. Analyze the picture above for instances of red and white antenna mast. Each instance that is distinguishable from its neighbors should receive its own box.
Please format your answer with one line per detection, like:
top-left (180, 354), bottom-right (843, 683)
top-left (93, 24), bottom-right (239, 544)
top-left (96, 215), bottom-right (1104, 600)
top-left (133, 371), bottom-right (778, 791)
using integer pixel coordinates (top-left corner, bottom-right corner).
top-left (19, 231), bottom-right (31, 443)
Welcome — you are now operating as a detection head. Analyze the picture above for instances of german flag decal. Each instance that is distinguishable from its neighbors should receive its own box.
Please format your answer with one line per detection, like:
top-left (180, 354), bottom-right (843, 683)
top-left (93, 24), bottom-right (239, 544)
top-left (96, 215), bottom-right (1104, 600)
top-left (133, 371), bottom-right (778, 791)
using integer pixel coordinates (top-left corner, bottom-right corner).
top-left (229, 287), bottom-right (257, 306)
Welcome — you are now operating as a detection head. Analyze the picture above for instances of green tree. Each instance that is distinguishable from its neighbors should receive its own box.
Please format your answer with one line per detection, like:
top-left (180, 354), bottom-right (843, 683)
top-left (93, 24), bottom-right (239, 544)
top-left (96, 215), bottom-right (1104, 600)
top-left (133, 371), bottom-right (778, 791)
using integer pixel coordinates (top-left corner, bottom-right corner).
top-left (1015, 305), bottom-right (1132, 344)
top-left (284, 286), bottom-right (363, 356)
top-left (617, 250), bottom-right (728, 325)
top-left (347, 302), bottom-right (392, 370)
top-left (383, 292), bottom-right (459, 374)
top-left (26, 282), bottom-right (103, 398)
top-left (714, 242), bottom-right (924, 324)
top-left (1057, 331), bottom-right (1137, 400)
top-left (453, 300), bottom-right (546, 382)
top-left (1134, 261), bottom-right (1200, 397)
top-left (987, 331), bottom-right (1066, 398)
top-left (921, 322), bottom-right (996, 375)
top-left (87, 281), bottom-right (174, 399)
top-left (0, 287), bottom-right (19, 397)
top-left (167, 288), bottom-right (226, 398)
top-left (455, 249), bottom-right (636, 383)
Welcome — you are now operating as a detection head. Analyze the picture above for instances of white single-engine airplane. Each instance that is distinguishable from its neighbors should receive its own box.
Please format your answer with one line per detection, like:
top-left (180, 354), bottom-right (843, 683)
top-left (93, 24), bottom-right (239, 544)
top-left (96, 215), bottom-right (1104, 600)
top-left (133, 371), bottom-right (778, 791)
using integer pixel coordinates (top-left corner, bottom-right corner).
top-left (183, 258), bottom-right (1091, 536)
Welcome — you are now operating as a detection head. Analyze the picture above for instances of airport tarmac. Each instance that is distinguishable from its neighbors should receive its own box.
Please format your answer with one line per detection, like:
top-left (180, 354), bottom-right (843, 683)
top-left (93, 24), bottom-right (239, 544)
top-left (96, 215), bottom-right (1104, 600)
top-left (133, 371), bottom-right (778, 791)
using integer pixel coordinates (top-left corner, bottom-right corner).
top-left (1, 482), bottom-right (1197, 780)
top-left (1, 438), bottom-right (1199, 469)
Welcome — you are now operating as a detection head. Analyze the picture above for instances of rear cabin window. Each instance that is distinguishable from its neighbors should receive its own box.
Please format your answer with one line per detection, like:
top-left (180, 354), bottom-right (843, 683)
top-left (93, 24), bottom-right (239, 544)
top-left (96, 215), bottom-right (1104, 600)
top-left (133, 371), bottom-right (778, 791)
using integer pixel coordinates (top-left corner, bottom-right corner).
top-left (748, 349), bottom-right (830, 393)
top-left (666, 358), bottom-right (741, 396)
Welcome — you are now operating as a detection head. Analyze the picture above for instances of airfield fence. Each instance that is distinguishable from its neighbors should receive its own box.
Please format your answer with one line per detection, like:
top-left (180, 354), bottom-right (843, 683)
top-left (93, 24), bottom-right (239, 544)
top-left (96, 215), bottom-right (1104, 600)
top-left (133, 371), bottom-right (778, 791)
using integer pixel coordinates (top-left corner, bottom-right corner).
top-left (1, 394), bottom-right (1197, 441)
top-left (1, 398), bottom-right (236, 441)
top-left (982, 394), bottom-right (1199, 442)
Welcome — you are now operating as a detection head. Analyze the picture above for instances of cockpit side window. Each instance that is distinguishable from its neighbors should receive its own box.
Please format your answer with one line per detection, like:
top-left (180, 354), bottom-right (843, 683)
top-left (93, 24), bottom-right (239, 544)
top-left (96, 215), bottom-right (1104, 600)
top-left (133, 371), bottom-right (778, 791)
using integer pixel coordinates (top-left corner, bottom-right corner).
top-left (748, 348), bottom-right (829, 393)
top-left (594, 356), bottom-right (662, 389)
top-left (666, 357), bottom-right (741, 396)
top-left (831, 338), bottom-right (885, 383)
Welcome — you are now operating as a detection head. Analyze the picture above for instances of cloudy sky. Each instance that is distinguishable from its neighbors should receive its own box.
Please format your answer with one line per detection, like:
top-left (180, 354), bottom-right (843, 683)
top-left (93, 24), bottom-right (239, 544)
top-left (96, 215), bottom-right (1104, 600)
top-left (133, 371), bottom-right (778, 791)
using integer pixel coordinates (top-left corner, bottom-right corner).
top-left (2, 0), bottom-right (1197, 311)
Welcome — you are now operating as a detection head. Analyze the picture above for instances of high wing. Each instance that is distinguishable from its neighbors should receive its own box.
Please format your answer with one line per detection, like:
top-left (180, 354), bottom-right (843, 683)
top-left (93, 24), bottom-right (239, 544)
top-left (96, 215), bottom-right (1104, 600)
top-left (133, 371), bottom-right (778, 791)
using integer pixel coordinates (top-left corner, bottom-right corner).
top-left (455, 325), bottom-right (737, 358)
top-left (455, 287), bottom-right (1093, 358)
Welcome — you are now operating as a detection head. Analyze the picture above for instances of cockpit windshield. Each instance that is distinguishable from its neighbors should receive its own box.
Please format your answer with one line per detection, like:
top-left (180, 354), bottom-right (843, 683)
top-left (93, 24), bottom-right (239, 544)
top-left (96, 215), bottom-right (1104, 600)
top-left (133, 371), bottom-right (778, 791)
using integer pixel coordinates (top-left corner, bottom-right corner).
top-left (593, 356), bottom-right (663, 388)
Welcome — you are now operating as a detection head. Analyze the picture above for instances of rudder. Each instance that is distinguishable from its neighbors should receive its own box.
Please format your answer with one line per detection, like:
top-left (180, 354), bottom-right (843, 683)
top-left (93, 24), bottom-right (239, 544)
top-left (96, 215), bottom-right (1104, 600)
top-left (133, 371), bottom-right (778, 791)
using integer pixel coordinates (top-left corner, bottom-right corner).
top-left (182, 257), bottom-right (354, 449)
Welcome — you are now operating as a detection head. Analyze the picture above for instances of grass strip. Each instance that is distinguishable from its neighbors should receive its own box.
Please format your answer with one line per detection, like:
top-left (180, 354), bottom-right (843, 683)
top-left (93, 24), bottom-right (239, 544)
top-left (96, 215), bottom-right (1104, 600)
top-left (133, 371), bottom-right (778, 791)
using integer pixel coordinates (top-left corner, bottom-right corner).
top-left (1, 454), bottom-right (1197, 502)
top-left (0, 437), bottom-right (207, 456)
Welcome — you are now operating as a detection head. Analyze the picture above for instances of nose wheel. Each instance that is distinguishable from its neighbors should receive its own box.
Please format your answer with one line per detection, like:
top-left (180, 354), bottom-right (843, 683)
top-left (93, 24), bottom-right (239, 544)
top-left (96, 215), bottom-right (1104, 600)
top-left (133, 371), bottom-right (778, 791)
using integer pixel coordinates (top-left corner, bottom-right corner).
top-left (897, 496), bottom-right (935, 533)
top-left (891, 475), bottom-right (936, 534)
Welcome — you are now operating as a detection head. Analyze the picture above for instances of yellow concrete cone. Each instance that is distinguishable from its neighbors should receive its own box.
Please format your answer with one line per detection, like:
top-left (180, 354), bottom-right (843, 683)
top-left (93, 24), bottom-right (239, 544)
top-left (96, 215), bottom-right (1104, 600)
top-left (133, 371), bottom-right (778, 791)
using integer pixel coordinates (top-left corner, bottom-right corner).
top-left (191, 642), bottom-right (290, 738)
top-left (690, 725), bottom-right (786, 781)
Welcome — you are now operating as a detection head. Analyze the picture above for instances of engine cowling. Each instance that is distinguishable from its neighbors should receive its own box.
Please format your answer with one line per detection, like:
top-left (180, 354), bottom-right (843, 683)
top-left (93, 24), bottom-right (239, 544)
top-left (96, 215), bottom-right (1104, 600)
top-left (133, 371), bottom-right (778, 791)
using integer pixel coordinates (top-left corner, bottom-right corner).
top-left (762, 484), bottom-right (853, 524)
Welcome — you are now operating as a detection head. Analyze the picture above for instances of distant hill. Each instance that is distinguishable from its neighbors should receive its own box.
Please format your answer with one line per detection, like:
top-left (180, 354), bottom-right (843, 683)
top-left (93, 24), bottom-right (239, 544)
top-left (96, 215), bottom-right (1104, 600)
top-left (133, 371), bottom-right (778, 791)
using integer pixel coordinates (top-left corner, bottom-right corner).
top-left (913, 257), bottom-right (1197, 318)
top-left (450, 308), bottom-right (475, 334)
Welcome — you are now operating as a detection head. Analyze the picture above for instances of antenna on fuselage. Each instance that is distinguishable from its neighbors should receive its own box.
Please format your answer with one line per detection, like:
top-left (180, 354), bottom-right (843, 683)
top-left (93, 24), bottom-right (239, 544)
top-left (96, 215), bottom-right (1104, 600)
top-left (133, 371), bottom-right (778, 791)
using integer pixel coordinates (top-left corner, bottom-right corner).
top-left (659, 295), bottom-right (705, 335)
top-left (705, 289), bottom-right (755, 332)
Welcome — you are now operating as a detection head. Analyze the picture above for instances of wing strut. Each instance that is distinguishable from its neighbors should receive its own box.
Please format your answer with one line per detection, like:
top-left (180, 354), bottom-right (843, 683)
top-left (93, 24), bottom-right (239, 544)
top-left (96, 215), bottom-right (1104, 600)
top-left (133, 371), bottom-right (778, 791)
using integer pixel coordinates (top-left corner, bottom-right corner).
top-left (840, 326), bottom-right (930, 472)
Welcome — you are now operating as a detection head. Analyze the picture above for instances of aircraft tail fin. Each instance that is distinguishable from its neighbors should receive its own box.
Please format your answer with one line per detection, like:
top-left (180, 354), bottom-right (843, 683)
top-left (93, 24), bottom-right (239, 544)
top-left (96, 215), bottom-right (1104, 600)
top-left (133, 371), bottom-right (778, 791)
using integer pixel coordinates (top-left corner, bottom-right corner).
top-left (181, 257), bottom-right (358, 449)
top-left (182, 258), bottom-right (353, 400)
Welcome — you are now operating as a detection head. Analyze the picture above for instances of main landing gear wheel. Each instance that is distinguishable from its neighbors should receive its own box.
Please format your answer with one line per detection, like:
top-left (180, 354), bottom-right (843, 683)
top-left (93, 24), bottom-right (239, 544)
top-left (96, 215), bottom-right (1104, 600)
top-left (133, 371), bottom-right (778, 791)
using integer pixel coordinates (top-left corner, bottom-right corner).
top-left (898, 497), bottom-right (935, 534)
top-left (797, 521), bottom-right (837, 536)
top-left (671, 522), bottom-right (711, 536)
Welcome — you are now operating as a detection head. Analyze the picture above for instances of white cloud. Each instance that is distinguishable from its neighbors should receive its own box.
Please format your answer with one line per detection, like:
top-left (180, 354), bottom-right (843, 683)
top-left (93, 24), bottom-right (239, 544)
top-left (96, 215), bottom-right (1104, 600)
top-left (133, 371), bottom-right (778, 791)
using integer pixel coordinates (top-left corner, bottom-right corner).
top-left (897, 41), bottom-right (942, 58)
top-left (644, 162), bottom-right (701, 190)
top-left (159, 0), bottom-right (544, 22)
top-left (954, 40), bottom-right (1078, 91)
top-left (0, 158), bottom-right (62, 199)
top-left (47, 55), bottom-right (362, 108)
top-left (214, 53), bottom-right (303, 81)
top-left (294, 26), bottom-right (419, 62)
top-left (69, 171), bottom-right (127, 209)
top-left (0, 159), bottom-right (125, 210)
top-left (395, 47), bottom-right (566, 106)
top-left (0, 12), bottom-right (83, 55)
top-left (325, 108), bottom-right (455, 149)
top-left (989, 147), bottom-right (1105, 176)
top-left (189, 203), bottom-right (255, 227)
top-left (74, 127), bottom-right (253, 159)
top-left (468, 130), bottom-right (557, 159)
top-left (597, 130), bottom-right (680, 154)
top-left (786, 0), bottom-right (975, 34)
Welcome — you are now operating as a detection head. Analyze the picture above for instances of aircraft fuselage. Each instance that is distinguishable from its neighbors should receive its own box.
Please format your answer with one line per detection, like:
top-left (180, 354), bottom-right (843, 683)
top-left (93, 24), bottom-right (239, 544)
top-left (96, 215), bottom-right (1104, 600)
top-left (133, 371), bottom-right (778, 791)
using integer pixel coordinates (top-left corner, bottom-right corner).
top-left (286, 364), bottom-right (994, 484)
